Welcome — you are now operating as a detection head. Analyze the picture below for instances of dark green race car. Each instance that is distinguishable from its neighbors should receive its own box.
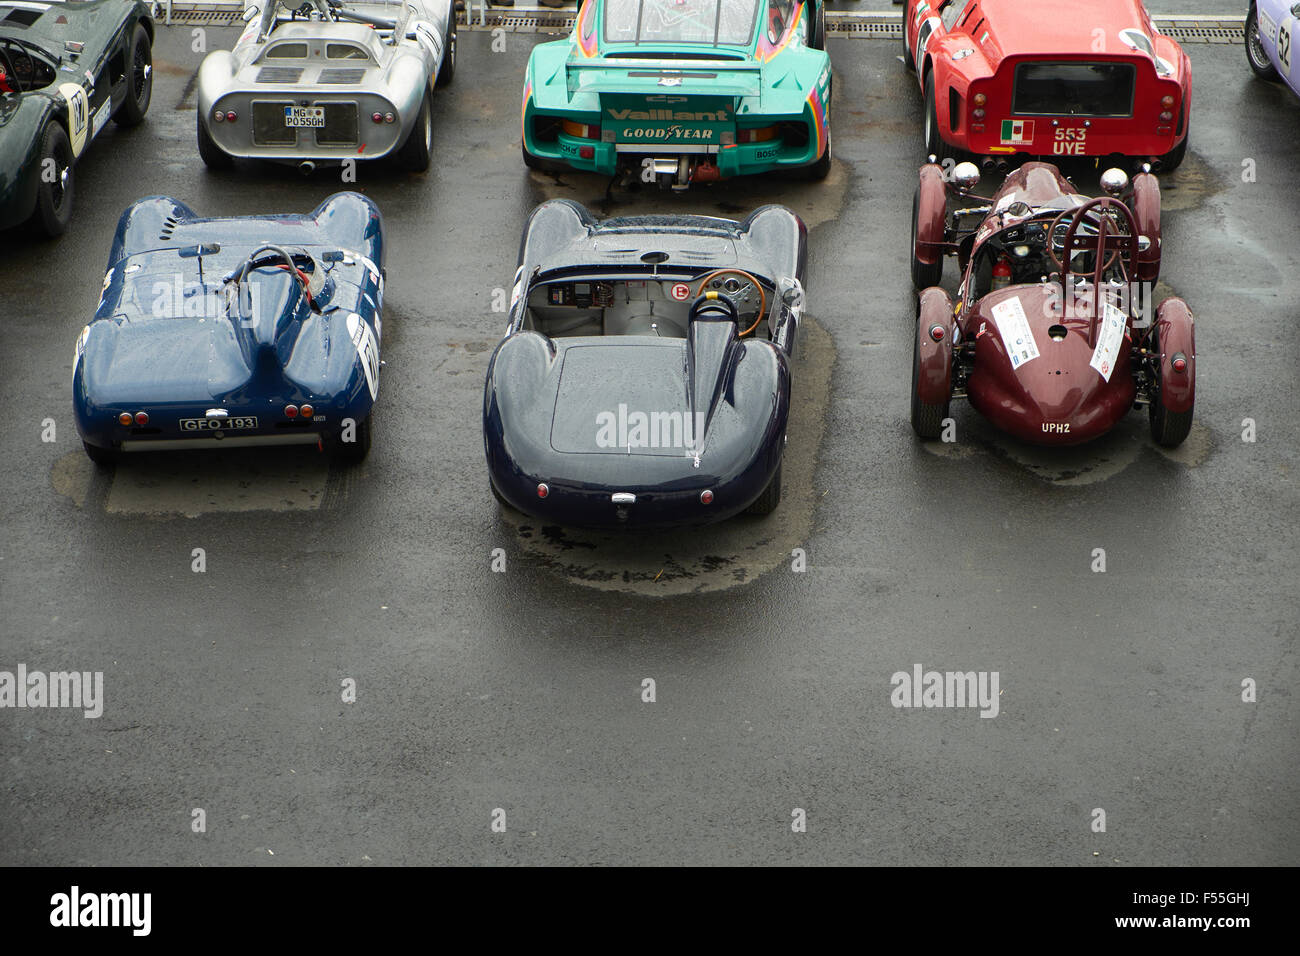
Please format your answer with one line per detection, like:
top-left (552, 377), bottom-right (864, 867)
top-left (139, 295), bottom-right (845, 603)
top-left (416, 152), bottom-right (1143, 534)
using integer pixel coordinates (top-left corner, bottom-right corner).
top-left (0, 0), bottom-right (154, 236)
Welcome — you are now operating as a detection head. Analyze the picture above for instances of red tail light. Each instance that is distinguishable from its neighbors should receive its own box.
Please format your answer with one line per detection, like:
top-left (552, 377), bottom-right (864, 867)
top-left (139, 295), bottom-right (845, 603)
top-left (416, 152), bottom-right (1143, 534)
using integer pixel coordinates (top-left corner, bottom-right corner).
top-left (537, 483), bottom-right (549, 499)
top-left (285, 405), bottom-right (298, 418)
top-left (700, 490), bottom-right (714, 505)
top-left (225, 111), bottom-right (237, 123)
top-left (1171, 354), bottom-right (1187, 373)
top-left (372, 112), bottom-right (383, 124)
top-left (134, 411), bottom-right (149, 425)
top-left (929, 325), bottom-right (946, 342)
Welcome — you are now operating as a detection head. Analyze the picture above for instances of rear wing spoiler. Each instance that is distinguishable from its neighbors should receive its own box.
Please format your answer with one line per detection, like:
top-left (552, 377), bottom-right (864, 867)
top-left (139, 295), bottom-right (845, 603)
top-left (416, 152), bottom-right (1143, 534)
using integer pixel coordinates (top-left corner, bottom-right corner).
top-left (565, 58), bottom-right (763, 98)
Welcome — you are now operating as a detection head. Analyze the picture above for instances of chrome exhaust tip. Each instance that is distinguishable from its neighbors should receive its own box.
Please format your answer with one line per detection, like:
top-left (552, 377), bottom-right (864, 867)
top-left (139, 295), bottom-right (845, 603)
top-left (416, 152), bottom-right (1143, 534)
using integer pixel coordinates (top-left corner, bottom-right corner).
top-left (298, 161), bottom-right (315, 176)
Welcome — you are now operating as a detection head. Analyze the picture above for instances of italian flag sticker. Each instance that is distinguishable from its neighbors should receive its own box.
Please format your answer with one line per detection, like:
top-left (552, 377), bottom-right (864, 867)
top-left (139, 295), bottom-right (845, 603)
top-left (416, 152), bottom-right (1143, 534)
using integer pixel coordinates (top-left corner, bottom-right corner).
top-left (1000, 119), bottom-right (1035, 146)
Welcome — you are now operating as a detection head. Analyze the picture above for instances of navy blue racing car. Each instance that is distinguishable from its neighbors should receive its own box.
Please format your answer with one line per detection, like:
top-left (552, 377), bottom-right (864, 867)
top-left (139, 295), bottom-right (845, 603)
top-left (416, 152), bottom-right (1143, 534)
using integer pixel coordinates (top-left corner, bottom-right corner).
top-left (483, 200), bottom-right (807, 528)
top-left (74, 192), bottom-right (385, 465)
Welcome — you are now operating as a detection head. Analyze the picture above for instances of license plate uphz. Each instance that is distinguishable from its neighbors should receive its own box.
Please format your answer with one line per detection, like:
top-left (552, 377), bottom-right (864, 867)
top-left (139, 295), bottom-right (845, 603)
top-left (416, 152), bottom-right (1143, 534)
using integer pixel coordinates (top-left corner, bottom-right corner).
top-left (284, 107), bottom-right (325, 128)
top-left (179, 417), bottom-right (259, 431)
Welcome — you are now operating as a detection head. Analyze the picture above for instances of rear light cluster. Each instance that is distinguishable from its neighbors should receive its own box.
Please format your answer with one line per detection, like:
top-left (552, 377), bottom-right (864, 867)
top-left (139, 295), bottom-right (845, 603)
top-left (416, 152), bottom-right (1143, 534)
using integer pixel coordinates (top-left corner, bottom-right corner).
top-left (970, 91), bottom-right (987, 129)
top-left (536, 483), bottom-right (549, 499)
top-left (213, 110), bottom-right (237, 123)
top-left (699, 490), bottom-right (713, 505)
top-left (118, 411), bottom-right (148, 425)
top-left (285, 404), bottom-right (315, 419)
top-left (561, 120), bottom-right (600, 140)
top-left (736, 126), bottom-right (777, 144)
top-left (371, 112), bottom-right (396, 124)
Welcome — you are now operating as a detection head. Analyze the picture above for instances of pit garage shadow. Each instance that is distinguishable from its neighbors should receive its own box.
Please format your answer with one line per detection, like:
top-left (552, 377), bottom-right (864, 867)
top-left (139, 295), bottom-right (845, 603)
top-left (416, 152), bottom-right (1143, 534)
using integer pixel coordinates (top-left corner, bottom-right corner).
top-left (491, 315), bottom-right (836, 596)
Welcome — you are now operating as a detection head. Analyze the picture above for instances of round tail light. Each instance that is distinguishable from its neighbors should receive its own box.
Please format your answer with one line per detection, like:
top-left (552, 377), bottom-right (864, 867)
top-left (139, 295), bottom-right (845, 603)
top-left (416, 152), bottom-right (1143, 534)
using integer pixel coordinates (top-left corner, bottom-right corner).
top-left (537, 483), bottom-right (549, 499)
top-left (1161, 95), bottom-right (1175, 108)
top-left (700, 490), bottom-right (713, 505)
top-left (300, 404), bottom-right (314, 419)
top-left (213, 110), bottom-right (224, 123)
top-left (929, 325), bottom-right (946, 342)
top-left (285, 405), bottom-right (298, 418)
top-left (1171, 354), bottom-right (1187, 373)
top-left (973, 93), bottom-right (987, 106)
top-left (372, 112), bottom-right (383, 124)
top-left (118, 412), bottom-right (133, 426)
top-left (384, 112), bottom-right (396, 124)
top-left (134, 411), bottom-right (149, 425)
top-left (1159, 111), bottom-right (1173, 122)
top-left (225, 111), bottom-right (237, 123)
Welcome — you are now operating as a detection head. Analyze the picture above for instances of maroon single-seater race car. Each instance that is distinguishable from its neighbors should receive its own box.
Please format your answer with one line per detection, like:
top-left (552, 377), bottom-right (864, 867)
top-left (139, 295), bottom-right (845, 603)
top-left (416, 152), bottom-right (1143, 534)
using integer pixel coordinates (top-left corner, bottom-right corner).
top-left (902, 0), bottom-right (1191, 171)
top-left (908, 160), bottom-right (1195, 447)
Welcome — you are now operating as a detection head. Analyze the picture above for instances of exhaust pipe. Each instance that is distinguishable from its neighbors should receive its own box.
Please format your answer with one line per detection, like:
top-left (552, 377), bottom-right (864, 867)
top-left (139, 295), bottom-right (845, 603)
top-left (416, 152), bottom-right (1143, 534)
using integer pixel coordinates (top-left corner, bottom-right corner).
top-left (996, 159), bottom-right (1009, 173)
top-left (298, 161), bottom-right (315, 176)
top-left (980, 157), bottom-right (996, 172)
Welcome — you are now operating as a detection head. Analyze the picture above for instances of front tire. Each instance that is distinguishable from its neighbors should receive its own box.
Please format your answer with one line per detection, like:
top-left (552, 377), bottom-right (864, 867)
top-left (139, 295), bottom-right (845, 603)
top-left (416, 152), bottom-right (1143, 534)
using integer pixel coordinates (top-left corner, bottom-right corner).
top-left (744, 464), bottom-right (782, 515)
top-left (114, 25), bottom-right (153, 127)
top-left (197, 112), bottom-right (233, 169)
top-left (395, 91), bottom-right (432, 172)
top-left (31, 122), bottom-right (74, 238)
top-left (436, 21), bottom-right (456, 87)
top-left (911, 188), bottom-right (942, 290)
top-left (1246, 3), bottom-right (1281, 80)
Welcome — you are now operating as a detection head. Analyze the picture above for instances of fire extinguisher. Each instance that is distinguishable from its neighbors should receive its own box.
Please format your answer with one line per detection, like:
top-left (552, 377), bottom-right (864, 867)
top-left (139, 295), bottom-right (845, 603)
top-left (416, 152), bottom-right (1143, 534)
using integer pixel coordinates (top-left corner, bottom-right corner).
top-left (992, 256), bottom-right (1012, 291)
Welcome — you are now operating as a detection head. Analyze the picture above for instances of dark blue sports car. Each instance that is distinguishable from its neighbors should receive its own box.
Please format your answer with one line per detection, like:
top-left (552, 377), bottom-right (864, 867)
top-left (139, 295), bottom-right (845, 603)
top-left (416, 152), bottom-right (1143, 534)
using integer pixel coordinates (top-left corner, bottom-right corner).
top-left (483, 200), bottom-right (808, 528)
top-left (74, 192), bottom-right (384, 465)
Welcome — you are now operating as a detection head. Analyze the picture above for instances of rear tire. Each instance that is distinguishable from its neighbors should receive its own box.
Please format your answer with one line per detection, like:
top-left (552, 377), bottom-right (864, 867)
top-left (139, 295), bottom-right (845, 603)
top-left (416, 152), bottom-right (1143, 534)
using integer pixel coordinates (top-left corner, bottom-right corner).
top-left (436, 21), bottom-right (455, 87)
top-left (1150, 402), bottom-right (1193, 447)
top-left (1246, 3), bottom-right (1281, 80)
top-left (911, 314), bottom-right (950, 439)
top-left (395, 91), bottom-right (432, 172)
top-left (1159, 130), bottom-right (1188, 173)
top-left (332, 413), bottom-right (372, 464)
top-left (922, 72), bottom-right (960, 163)
top-left (82, 441), bottom-right (119, 467)
top-left (810, 1), bottom-right (827, 51)
top-left (745, 464), bottom-right (782, 515)
top-left (31, 122), bottom-right (74, 238)
top-left (197, 111), bottom-right (233, 169)
top-left (114, 25), bottom-right (152, 127)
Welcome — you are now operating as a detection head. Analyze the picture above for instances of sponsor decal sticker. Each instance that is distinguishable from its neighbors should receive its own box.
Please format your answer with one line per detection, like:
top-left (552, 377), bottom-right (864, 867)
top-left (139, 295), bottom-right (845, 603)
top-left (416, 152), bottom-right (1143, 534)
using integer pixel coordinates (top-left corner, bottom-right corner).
top-left (1089, 301), bottom-right (1128, 382)
top-left (347, 312), bottom-right (380, 400)
top-left (990, 297), bottom-right (1040, 369)
top-left (1000, 118), bottom-right (1034, 146)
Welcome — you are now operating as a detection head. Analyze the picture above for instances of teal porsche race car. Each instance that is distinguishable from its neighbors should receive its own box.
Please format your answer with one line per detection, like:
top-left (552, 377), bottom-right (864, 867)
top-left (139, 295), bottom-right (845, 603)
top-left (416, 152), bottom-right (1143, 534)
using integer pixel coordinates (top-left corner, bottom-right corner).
top-left (521, 0), bottom-right (832, 189)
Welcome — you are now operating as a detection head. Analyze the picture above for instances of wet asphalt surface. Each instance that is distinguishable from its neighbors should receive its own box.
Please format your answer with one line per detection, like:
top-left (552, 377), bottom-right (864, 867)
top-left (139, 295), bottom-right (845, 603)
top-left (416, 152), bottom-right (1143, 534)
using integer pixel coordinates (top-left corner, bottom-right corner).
top-left (1, 12), bottom-right (1298, 866)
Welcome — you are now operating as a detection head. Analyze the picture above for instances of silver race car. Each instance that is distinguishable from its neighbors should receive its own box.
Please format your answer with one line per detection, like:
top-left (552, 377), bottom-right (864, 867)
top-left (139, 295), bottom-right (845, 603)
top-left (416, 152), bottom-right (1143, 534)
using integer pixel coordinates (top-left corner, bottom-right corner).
top-left (196, 0), bottom-right (454, 172)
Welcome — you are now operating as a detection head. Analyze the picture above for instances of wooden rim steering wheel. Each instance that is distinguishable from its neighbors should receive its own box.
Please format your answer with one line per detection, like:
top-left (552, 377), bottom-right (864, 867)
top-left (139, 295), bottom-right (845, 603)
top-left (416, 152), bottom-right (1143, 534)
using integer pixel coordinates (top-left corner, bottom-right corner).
top-left (693, 269), bottom-right (767, 337)
top-left (1045, 206), bottom-right (1123, 274)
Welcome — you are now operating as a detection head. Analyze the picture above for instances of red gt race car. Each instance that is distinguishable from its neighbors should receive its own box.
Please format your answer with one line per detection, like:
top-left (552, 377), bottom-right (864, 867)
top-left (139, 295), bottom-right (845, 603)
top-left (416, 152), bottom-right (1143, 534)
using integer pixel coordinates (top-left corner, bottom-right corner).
top-left (908, 160), bottom-right (1195, 447)
top-left (903, 0), bottom-right (1191, 171)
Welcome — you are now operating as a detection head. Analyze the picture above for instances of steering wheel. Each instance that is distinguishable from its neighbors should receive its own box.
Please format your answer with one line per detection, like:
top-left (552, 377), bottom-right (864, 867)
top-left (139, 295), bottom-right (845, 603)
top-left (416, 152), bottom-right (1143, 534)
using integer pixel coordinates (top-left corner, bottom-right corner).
top-left (693, 269), bottom-right (767, 337)
top-left (1045, 204), bottom-right (1127, 274)
top-left (227, 245), bottom-right (315, 309)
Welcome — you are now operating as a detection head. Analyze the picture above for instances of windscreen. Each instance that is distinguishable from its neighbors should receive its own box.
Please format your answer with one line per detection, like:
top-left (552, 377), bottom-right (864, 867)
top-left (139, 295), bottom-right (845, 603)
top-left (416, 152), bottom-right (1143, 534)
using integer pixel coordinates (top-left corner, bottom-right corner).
top-left (1011, 62), bottom-right (1136, 117)
top-left (602, 0), bottom-right (761, 46)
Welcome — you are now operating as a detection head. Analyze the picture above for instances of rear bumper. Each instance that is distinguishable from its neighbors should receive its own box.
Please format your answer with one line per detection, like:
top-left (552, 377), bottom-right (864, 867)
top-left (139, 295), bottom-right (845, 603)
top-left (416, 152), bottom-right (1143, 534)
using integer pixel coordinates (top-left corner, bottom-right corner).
top-left (200, 92), bottom-right (410, 162)
top-left (523, 102), bottom-right (825, 177)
